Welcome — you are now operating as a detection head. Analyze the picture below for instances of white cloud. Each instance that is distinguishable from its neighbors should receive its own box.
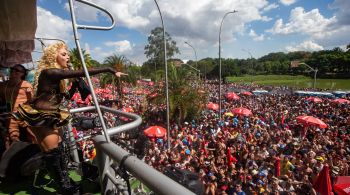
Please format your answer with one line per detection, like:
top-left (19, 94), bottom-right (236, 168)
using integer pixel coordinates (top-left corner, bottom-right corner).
top-left (64, 2), bottom-right (98, 22)
top-left (263, 3), bottom-right (279, 12)
top-left (36, 7), bottom-right (72, 42)
top-left (248, 29), bottom-right (265, 41)
top-left (105, 40), bottom-right (133, 53)
top-left (279, 0), bottom-right (297, 6)
top-left (267, 7), bottom-right (336, 38)
top-left (68, 0), bottom-right (271, 44)
top-left (285, 40), bottom-right (324, 52)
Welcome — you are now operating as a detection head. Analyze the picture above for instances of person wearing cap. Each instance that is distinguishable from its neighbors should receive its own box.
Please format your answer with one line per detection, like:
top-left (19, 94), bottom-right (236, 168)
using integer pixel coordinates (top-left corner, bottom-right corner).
top-left (0, 64), bottom-right (33, 149)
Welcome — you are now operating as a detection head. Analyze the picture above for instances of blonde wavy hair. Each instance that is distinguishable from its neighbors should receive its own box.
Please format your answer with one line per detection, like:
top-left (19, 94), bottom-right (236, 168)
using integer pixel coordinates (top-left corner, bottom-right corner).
top-left (34, 42), bottom-right (68, 94)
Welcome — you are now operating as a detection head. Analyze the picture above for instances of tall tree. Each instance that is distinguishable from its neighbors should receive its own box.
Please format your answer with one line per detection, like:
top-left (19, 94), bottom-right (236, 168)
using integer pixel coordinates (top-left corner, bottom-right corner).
top-left (144, 27), bottom-right (180, 66)
top-left (69, 48), bottom-right (92, 70)
top-left (148, 63), bottom-right (206, 123)
top-left (101, 54), bottom-right (129, 103)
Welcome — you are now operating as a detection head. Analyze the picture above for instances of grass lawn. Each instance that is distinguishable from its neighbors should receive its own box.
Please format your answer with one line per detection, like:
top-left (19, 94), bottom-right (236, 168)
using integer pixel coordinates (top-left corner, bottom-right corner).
top-left (226, 75), bottom-right (350, 90)
top-left (0, 170), bottom-right (100, 195)
top-left (0, 170), bottom-right (148, 195)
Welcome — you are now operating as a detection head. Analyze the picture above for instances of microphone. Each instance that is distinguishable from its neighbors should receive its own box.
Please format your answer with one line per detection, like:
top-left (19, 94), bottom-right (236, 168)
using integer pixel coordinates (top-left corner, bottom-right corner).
top-left (67, 63), bottom-right (73, 70)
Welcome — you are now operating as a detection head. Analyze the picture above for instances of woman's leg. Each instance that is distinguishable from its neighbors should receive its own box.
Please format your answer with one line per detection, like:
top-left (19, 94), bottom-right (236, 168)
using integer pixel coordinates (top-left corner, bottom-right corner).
top-left (31, 127), bottom-right (79, 194)
top-left (30, 126), bottom-right (61, 151)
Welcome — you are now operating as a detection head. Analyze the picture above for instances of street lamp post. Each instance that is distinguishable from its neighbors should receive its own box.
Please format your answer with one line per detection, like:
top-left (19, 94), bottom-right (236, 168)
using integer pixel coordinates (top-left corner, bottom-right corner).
top-left (185, 41), bottom-right (200, 79)
top-left (242, 49), bottom-right (254, 71)
top-left (154, 0), bottom-right (170, 149)
top-left (242, 49), bottom-right (253, 59)
top-left (219, 10), bottom-right (238, 120)
top-left (299, 62), bottom-right (318, 89)
top-left (184, 41), bottom-right (198, 67)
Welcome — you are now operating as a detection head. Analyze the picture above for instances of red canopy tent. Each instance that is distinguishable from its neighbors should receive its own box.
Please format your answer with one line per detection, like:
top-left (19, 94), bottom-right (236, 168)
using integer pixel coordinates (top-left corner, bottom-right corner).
top-left (207, 102), bottom-right (219, 111)
top-left (121, 107), bottom-right (134, 113)
top-left (232, 107), bottom-right (252, 116)
top-left (332, 98), bottom-right (350, 104)
top-left (241, 91), bottom-right (253, 96)
top-left (143, 126), bottom-right (167, 138)
top-left (306, 97), bottom-right (322, 103)
top-left (296, 116), bottom-right (328, 129)
top-left (333, 176), bottom-right (350, 195)
top-left (225, 92), bottom-right (240, 100)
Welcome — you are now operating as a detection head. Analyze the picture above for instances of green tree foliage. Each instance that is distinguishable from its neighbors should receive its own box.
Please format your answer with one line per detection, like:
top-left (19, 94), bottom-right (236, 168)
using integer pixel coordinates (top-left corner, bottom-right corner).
top-left (148, 63), bottom-right (207, 123)
top-left (99, 54), bottom-right (130, 100)
top-left (189, 47), bottom-right (350, 79)
top-left (69, 48), bottom-right (92, 70)
top-left (144, 27), bottom-right (180, 67)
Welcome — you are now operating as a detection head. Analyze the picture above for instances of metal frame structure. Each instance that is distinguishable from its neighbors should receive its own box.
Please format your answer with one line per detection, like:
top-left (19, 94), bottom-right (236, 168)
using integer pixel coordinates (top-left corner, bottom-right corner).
top-left (299, 62), bottom-right (318, 89)
top-left (184, 41), bottom-right (201, 79)
top-left (218, 10), bottom-right (238, 120)
top-left (65, 1), bottom-right (195, 194)
top-left (153, 0), bottom-right (171, 150)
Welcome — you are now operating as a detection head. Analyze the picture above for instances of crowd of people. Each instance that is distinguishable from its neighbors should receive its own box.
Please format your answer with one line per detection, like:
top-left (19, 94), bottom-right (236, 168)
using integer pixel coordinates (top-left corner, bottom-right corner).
top-left (1, 42), bottom-right (349, 195)
top-left (62, 75), bottom-right (350, 194)
top-left (138, 82), bottom-right (350, 195)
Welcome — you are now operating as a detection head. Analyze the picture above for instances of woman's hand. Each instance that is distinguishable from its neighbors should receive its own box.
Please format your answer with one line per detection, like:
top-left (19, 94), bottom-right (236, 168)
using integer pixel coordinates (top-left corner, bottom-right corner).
top-left (115, 72), bottom-right (128, 77)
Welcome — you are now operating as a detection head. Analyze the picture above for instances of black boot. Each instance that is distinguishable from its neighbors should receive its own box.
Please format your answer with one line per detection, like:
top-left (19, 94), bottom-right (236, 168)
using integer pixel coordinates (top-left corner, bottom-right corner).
top-left (43, 142), bottom-right (80, 195)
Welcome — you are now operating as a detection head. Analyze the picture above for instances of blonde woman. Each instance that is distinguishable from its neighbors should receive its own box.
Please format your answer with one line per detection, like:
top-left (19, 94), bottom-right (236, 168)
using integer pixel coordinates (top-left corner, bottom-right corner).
top-left (13, 42), bottom-right (126, 194)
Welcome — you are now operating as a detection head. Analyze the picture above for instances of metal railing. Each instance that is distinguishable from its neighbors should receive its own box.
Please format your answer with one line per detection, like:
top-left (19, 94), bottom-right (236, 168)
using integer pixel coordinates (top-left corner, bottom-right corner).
top-left (69, 106), bottom-right (195, 194)
top-left (66, 1), bottom-right (195, 194)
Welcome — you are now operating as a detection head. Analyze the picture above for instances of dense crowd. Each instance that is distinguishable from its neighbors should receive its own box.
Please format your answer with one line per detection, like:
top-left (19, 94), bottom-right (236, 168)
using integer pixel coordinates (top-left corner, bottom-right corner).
top-left (71, 79), bottom-right (349, 195)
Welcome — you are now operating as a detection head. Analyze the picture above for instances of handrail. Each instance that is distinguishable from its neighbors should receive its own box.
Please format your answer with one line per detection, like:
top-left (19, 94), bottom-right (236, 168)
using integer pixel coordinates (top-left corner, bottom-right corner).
top-left (65, 1), bottom-right (195, 194)
top-left (75, 0), bottom-right (115, 30)
top-left (68, 0), bottom-right (114, 143)
top-left (93, 135), bottom-right (196, 195)
top-left (69, 106), bottom-right (142, 136)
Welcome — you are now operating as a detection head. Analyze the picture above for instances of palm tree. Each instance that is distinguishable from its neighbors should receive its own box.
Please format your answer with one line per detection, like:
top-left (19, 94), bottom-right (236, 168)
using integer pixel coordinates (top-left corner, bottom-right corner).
top-left (69, 48), bottom-right (92, 70)
top-left (101, 54), bottom-right (129, 104)
top-left (148, 62), bottom-right (207, 124)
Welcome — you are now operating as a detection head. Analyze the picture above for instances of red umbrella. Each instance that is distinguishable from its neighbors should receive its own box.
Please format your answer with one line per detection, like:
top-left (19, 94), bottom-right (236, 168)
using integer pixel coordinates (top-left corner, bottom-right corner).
top-left (121, 107), bottom-right (134, 113)
top-left (313, 165), bottom-right (332, 195)
top-left (225, 92), bottom-right (240, 100)
top-left (333, 176), bottom-right (350, 195)
top-left (241, 91), bottom-right (253, 96)
top-left (135, 89), bottom-right (143, 95)
top-left (332, 98), bottom-right (350, 104)
top-left (207, 102), bottom-right (219, 110)
top-left (143, 126), bottom-right (167, 138)
top-left (148, 92), bottom-right (158, 98)
top-left (306, 97), bottom-right (322, 103)
top-left (232, 107), bottom-right (252, 116)
top-left (296, 115), bottom-right (328, 128)
top-left (122, 88), bottom-right (128, 94)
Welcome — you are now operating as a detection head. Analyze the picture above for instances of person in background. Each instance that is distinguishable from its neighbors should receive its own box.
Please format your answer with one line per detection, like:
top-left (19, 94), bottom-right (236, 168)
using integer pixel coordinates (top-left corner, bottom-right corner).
top-left (13, 42), bottom-right (126, 194)
top-left (0, 64), bottom-right (33, 150)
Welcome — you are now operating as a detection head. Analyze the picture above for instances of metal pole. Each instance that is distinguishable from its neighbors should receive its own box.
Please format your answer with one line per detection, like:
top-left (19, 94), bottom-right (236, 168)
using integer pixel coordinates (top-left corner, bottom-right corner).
top-left (185, 41), bottom-right (200, 79)
top-left (93, 135), bottom-right (196, 195)
top-left (299, 62), bottom-right (317, 90)
top-left (219, 10), bottom-right (237, 120)
top-left (154, 0), bottom-right (170, 150)
top-left (314, 69), bottom-right (318, 89)
top-left (68, 0), bottom-right (111, 143)
top-left (242, 49), bottom-right (253, 59)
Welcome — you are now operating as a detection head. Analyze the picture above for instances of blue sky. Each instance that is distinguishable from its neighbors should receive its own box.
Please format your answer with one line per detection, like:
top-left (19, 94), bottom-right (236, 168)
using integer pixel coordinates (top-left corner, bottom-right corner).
top-left (35, 0), bottom-right (350, 65)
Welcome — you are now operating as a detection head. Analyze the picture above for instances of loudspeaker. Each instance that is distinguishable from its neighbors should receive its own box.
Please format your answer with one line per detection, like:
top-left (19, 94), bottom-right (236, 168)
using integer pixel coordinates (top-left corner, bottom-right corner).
top-left (0, 141), bottom-right (42, 181)
top-left (164, 167), bottom-right (204, 195)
